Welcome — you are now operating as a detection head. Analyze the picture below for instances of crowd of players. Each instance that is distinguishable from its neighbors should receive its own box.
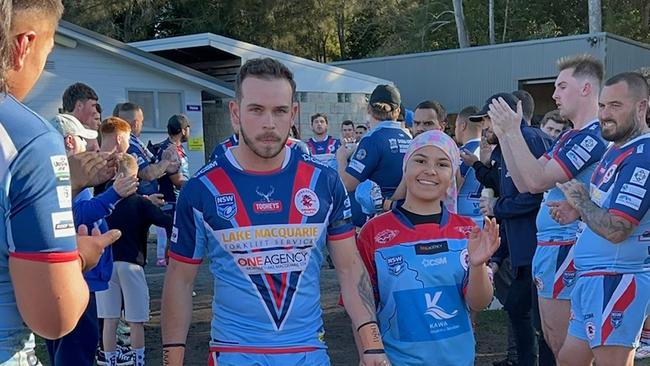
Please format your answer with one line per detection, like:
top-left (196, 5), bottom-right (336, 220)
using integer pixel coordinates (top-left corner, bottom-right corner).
top-left (2, 1), bottom-right (650, 366)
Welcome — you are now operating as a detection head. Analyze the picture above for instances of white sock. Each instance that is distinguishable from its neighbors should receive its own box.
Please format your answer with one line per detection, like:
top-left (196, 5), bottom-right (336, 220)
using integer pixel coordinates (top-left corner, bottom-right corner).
top-left (134, 347), bottom-right (145, 366)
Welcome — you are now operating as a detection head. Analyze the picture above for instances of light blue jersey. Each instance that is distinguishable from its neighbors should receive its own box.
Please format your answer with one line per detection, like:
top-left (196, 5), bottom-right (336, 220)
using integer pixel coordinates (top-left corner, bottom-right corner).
top-left (0, 95), bottom-right (78, 363)
top-left (457, 139), bottom-right (483, 227)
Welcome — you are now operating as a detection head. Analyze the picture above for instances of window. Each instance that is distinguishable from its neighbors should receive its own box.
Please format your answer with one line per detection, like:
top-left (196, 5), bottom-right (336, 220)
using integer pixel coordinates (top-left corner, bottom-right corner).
top-left (127, 90), bottom-right (183, 130)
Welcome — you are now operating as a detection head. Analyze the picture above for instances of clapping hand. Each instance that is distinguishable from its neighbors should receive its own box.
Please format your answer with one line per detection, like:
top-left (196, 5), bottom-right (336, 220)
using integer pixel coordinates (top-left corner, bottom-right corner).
top-left (487, 98), bottom-right (522, 138)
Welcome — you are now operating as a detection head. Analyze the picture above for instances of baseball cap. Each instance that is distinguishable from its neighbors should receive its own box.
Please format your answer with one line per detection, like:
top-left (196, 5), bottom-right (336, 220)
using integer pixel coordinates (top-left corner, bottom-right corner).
top-left (167, 114), bottom-right (191, 135)
top-left (50, 113), bottom-right (98, 139)
top-left (469, 92), bottom-right (519, 122)
top-left (369, 84), bottom-right (401, 111)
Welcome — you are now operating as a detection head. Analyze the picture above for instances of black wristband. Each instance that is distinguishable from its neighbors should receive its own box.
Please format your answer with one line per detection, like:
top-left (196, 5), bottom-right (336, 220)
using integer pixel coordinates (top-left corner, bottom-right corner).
top-left (162, 343), bottom-right (186, 348)
top-left (356, 320), bottom-right (378, 332)
top-left (363, 349), bottom-right (386, 354)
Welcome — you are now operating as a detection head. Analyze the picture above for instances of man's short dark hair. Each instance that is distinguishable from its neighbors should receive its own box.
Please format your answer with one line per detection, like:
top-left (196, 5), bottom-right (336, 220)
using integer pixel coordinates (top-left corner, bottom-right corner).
top-left (356, 125), bottom-right (367, 131)
top-left (415, 100), bottom-right (447, 122)
top-left (604, 72), bottom-right (650, 102)
top-left (311, 113), bottom-right (328, 125)
top-left (557, 54), bottom-right (604, 88)
top-left (234, 58), bottom-right (296, 102)
top-left (113, 102), bottom-right (140, 117)
top-left (11, 0), bottom-right (63, 25)
top-left (541, 109), bottom-right (570, 128)
top-left (512, 90), bottom-right (535, 122)
top-left (62, 82), bottom-right (98, 112)
top-left (341, 120), bottom-right (354, 128)
top-left (458, 106), bottom-right (480, 121)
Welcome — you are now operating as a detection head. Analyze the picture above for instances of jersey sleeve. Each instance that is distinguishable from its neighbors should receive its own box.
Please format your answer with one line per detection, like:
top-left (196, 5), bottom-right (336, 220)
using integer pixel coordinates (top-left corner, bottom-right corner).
top-left (327, 174), bottom-right (354, 241)
top-left (345, 136), bottom-right (380, 183)
top-left (553, 133), bottom-right (607, 179)
top-left (356, 223), bottom-right (379, 304)
top-left (168, 179), bottom-right (207, 264)
top-left (607, 155), bottom-right (650, 225)
top-left (127, 145), bottom-right (150, 170)
top-left (7, 132), bottom-right (78, 262)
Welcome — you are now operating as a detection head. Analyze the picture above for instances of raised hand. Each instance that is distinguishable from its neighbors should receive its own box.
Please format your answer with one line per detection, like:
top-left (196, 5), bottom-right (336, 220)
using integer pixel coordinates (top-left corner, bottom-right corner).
top-left (547, 200), bottom-right (581, 225)
top-left (113, 172), bottom-right (139, 198)
top-left (76, 224), bottom-right (121, 272)
top-left (460, 149), bottom-right (478, 166)
top-left (467, 217), bottom-right (500, 266)
top-left (487, 98), bottom-right (522, 137)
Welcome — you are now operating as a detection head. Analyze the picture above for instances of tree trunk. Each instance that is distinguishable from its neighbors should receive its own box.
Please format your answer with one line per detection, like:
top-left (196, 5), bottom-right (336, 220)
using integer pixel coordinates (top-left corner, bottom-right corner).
top-left (489, 0), bottom-right (495, 44)
top-left (501, 0), bottom-right (509, 43)
top-left (588, 0), bottom-right (602, 33)
top-left (452, 0), bottom-right (470, 48)
top-left (335, 5), bottom-right (346, 59)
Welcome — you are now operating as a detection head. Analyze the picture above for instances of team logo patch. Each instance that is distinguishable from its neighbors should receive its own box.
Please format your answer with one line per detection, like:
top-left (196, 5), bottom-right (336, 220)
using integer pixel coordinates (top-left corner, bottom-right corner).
top-left (170, 227), bottom-right (179, 243)
top-left (580, 136), bottom-right (597, 152)
top-left (585, 321), bottom-right (596, 340)
top-left (56, 185), bottom-right (72, 209)
top-left (375, 229), bottom-right (399, 244)
top-left (387, 255), bottom-right (405, 275)
top-left (355, 149), bottom-right (367, 160)
top-left (294, 188), bottom-right (319, 216)
top-left (460, 248), bottom-right (470, 271)
top-left (51, 211), bottom-right (75, 238)
top-left (253, 186), bottom-right (283, 214)
top-left (50, 155), bottom-right (70, 181)
top-left (631, 167), bottom-right (650, 186)
top-left (534, 276), bottom-right (544, 291)
top-left (216, 194), bottom-right (237, 220)
top-left (610, 311), bottom-right (624, 329)
top-left (562, 270), bottom-right (576, 287)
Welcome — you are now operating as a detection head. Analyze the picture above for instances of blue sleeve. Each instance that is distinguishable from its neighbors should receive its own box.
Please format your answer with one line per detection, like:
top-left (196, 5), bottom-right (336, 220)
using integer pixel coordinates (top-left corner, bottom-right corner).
top-left (7, 132), bottom-right (77, 256)
top-left (345, 136), bottom-right (380, 185)
top-left (169, 178), bottom-right (206, 264)
top-left (127, 145), bottom-right (150, 170)
top-left (493, 192), bottom-right (544, 219)
top-left (327, 173), bottom-right (354, 240)
top-left (333, 138), bottom-right (341, 152)
top-left (73, 187), bottom-right (121, 228)
top-left (553, 133), bottom-right (607, 179)
top-left (607, 155), bottom-right (650, 225)
top-left (524, 129), bottom-right (551, 159)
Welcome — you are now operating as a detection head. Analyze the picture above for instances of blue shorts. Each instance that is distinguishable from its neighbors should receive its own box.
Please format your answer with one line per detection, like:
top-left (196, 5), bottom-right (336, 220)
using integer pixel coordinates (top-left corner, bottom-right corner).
top-left (532, 241), bottom-right (576, 300)
top-left (568, 272), bottom-right (650, 348)
top-left (208, 349), bottom-right (330, 366)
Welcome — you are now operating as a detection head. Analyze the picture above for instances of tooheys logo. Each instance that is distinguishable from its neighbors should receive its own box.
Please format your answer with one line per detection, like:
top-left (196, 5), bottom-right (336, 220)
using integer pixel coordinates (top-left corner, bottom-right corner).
top-left (253, 186), bottom-right (283, 214)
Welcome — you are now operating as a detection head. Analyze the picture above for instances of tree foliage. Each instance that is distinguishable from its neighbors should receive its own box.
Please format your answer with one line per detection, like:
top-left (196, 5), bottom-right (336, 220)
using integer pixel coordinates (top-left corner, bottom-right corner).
top-left (61, 0), bottom-right (650, 61)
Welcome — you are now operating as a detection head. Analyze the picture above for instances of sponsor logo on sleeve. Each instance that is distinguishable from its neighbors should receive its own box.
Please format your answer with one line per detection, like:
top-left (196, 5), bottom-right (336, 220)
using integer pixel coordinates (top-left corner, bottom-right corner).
top-left (215, 194), bottom-right (237, 220)
top-left (348, 159), bottom-right (365, 174)
top-left (355, 149), bottom-right (367, 161)
top-left (294, 188), bottom-right (320, 216)
top-left (615, 193), bottom-right (642, 210)
top-left (51, 211), bottom-right (75, 238)
top-left (571, 145), bottom-right (592, 162)
top-left (621, 183), bottom-right (646, 199)
top-left (580, 136), bottom-right (597, 152)
top-left (630, 167), bottom-right (650, 186)
top-left (50, 155), bottom-right (70, 181)
top-left (56, 186), bottom-right (72, 209)
top-left (170, 227), bottom-right (179, 243)
top-left (565, 150), bottom-right (585, 170)
top-left (638, 145), bottom-right (645, 154)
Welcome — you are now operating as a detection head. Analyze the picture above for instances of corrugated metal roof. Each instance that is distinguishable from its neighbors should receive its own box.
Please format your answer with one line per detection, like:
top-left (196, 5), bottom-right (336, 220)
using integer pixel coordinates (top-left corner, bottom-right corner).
top-left (130, 33), bottom-right (393, 94)
top-left (57, 21), bottom-right (235, 98)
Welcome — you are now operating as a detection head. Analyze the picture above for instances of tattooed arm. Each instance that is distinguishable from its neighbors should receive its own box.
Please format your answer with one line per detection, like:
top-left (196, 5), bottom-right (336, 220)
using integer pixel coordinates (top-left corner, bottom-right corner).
top-left (557, 179), bottom-right (636, 243)
top-left (328, 236), bottom-right (391, 366)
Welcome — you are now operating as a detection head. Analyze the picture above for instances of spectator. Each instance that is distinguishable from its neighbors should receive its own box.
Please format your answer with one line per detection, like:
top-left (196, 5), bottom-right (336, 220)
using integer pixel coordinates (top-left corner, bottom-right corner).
top-left (355, 124), bottom-right (368, 141)
top-left (62, 82), bottom-right (100, 151)
top-left (306, 112), bottom-right (341, 164)
top-left (412, 100), bottom-right (446, 137)
top-left (539, 109), bottom-right (570, 140)
top-left (512, 89), bottom-right (535, 125)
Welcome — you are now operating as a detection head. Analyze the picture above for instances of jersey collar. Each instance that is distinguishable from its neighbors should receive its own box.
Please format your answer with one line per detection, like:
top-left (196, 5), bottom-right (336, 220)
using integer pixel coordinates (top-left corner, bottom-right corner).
top-left (224, 145), bottom-right (292, 174)
top-left (391, 201), bottom-right (449, 229)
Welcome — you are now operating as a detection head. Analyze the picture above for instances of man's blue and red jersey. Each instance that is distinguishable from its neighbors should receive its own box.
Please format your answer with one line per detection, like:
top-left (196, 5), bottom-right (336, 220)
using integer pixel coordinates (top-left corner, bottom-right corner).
top-left (209, 134), bottom-right (239, 161)
top-left (0, 95), bottom-right (79, 361)
top-left (155, 138), bottom-right (190, 204)
top-left (532, 121), bottom-right (607, 299)
top-left (575, 134), bottom-right (650, 274)
top-left (170, 147), bottom-right (354, 353)
top-left (346, 121), bottom-right (411, 199)
top-left (457, 139), bottom-right (483, 227)
top-left (356, 206), bottom-right (479, 366)
top-left (128, 133), bottom-right (158, 195)
top-left (305, 135), bottom-right (340, 166)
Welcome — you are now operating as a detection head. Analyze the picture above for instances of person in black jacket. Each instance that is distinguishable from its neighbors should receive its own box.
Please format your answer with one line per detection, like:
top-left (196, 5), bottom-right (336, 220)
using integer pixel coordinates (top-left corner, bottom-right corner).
top-left (96, 154), bottom-right (173, 366)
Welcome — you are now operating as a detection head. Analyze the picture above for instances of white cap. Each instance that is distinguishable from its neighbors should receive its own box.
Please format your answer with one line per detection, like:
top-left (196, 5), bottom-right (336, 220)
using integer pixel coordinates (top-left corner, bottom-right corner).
top-left (50, 114), bottom-right (98, 140)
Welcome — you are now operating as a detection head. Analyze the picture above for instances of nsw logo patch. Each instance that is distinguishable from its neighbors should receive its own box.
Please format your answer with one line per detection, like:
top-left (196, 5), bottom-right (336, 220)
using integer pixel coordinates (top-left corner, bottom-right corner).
top-left (216, 193), bottom-right (237, 220)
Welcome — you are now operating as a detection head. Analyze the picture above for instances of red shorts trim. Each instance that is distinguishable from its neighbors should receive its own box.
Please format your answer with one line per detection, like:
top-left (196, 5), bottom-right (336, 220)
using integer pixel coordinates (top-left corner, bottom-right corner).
top-left (537, 240), bottom-right (576, 247)
top-left (209, 346), bottom-right (319, 354)
top-left (169, 251), bottom-right (202, 265)
top-left (10, 250), bottom-right (78, 263)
